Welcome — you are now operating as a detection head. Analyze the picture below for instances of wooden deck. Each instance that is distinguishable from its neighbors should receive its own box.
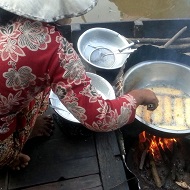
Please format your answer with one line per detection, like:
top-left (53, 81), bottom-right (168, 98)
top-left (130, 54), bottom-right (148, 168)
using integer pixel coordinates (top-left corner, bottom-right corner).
top-left (0, 108), bottom-right (129, 190)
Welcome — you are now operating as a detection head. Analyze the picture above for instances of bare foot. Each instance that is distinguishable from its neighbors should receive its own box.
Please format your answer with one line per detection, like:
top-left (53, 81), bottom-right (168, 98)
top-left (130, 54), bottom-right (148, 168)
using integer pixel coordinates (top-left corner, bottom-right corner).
top-left (29, 115), bottom-right (55, 138)
top-left (10, 153), bottom-right (30, 170)
top-left (9, 116), bottom-right (54, 170)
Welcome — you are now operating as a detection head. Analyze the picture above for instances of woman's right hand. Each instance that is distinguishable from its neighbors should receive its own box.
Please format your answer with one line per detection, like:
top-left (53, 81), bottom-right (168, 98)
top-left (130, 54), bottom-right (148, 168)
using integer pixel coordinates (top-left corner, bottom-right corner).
top-left (128, 89), bottom-right (159, 110)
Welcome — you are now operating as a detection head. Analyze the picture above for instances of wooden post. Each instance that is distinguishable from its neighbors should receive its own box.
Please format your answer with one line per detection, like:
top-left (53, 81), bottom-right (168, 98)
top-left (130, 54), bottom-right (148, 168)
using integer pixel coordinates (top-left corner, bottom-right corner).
top-left (134, 20), bottom-right (144, 38)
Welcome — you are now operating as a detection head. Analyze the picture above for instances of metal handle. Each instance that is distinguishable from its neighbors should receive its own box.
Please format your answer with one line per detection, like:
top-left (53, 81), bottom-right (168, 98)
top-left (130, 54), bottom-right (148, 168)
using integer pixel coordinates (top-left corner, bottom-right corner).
top-left (118, 42), bottom-right (135, 52)
top-left (147, 103), bottom-right (155, 110)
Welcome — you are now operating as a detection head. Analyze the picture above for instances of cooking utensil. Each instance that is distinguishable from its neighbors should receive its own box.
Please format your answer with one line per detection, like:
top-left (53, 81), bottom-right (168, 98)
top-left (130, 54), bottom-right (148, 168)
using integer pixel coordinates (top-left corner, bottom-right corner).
top-left (89, 47), bottom-right (115, 67)
top-left (147, 103), bottom-right (155, 110)
top-left (88, 43), bottom-right (135, 68)
top-left (88, 42), bottom-right (134, 53)
top-left (122, 60), bottom-right (190, 137)
top-left (77, 27), bottom-right (133, 71)
top-left (120, 25), bottom-right (189, 138)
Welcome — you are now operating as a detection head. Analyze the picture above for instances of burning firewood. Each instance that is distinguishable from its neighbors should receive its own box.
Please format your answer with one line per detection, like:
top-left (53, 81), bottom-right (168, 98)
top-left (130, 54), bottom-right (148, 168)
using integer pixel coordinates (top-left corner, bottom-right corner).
top-left (149, 153), bottom-right (162, 188)
top-left (138, 135), bottom-right (149, 170)
top-left (139, 146), bottom-right (148, 170)
top-left (126, 131), bottom-right (190, 189)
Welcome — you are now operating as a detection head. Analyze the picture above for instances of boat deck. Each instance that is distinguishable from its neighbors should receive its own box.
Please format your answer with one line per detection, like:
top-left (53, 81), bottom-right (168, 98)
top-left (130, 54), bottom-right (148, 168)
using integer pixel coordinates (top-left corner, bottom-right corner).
top-left (0, 108), bottom-right (129, 190)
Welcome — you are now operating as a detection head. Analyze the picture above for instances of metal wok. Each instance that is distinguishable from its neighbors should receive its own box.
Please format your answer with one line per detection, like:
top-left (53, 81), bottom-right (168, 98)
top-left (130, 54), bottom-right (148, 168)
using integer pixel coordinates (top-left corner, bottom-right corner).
top-left (122, 58), bottom-right (190, 138)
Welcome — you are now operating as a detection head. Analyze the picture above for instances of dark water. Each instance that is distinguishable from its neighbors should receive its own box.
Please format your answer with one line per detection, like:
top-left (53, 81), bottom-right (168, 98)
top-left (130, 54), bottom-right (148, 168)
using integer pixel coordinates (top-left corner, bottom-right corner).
top-left (72, 0), bottom-right (190, 23)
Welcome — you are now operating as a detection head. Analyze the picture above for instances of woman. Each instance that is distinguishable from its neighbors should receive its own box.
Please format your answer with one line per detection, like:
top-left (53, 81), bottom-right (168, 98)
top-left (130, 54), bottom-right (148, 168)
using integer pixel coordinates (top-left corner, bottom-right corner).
top-left (0, 0), bottom-right (158, 170)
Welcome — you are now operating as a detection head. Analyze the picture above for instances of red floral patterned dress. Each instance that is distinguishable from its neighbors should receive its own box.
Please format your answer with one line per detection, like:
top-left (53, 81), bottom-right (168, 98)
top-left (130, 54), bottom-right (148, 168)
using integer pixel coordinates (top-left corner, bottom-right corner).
top-left (0, 18), bottom-right (137, 167)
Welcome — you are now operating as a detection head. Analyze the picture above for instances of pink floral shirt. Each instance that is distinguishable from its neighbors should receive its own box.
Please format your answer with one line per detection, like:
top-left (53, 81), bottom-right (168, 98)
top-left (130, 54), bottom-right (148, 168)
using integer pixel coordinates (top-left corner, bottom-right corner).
top-left (0, 18), bottom-right (137, 140)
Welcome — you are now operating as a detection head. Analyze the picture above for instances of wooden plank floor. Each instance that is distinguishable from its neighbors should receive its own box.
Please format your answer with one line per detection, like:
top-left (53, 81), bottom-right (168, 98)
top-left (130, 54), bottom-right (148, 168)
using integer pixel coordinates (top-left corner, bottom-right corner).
top-left (0, 108), bottom-right (129, 190)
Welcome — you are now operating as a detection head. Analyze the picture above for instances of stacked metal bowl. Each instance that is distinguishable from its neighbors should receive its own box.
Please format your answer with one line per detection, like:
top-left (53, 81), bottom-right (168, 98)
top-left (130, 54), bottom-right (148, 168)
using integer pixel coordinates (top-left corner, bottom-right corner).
top-left (50, 72), bottom-right (115, 123)
top-left (77, 27), bottom-right (134, 71)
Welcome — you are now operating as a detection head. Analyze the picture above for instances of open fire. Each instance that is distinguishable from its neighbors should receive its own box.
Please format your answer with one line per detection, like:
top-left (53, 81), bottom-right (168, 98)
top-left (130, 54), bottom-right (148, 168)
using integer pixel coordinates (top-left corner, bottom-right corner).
top-left (126, 131), bottom-right (190, 190)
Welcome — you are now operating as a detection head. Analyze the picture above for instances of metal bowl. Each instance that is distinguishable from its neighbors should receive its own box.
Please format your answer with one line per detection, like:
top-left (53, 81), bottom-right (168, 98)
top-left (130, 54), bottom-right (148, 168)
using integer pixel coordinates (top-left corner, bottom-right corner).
top-left (77, 27), bottom-right (132, 71)
top-left (50, 72), bottom-right (116, 123)
top-left (122, 60), bottom-right (190, 137)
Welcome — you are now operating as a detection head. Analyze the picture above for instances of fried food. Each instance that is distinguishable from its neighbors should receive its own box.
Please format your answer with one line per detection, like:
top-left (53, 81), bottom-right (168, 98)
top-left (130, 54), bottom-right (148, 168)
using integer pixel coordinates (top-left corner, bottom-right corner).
top-left (136, 86), bottom-right (190, 130)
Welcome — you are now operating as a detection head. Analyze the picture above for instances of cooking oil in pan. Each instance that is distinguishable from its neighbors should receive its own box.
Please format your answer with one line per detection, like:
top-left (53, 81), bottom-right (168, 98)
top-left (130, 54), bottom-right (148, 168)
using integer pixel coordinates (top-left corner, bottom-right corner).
top-left (136, 84), bottom-right (190, 130)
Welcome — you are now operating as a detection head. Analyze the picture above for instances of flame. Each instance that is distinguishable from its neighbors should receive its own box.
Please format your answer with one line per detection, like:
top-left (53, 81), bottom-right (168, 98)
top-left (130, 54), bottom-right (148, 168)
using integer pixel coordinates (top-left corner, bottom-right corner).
top-left (139, 132), bottom-right (177, 158)
top-left (159, 138), bottom-right (176, 151)
top-left (139, 131), bottom-right (146, 142)
top-left (149, 136), bottom-right (157, 156)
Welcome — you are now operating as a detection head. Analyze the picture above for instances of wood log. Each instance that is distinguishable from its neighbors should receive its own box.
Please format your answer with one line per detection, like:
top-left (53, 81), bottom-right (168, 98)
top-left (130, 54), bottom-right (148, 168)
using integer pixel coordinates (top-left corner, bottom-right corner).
top-left (176, 181), bottom-right (190, 189)
top-left (163, 141), bottom-right (185, 185)
top-left (163, 26), bottom-right (187, 48)
top-left (149, 153), bottom-right (162, 188)
top-left (133, 43), bottom-right (190, 50)
top-left (139, 147), bottom-right (148, 170)
top-left (139, 139), bottom-right (150, 170)
top-left (171, 141), bottom-right (178, 181)
top-left (127, 37), bottom-right (190, 44)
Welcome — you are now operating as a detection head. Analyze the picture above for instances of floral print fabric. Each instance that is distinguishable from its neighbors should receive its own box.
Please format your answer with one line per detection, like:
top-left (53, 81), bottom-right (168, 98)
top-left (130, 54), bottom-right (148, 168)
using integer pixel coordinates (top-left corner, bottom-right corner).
top-left (0, 18), bottom-right (137, 166)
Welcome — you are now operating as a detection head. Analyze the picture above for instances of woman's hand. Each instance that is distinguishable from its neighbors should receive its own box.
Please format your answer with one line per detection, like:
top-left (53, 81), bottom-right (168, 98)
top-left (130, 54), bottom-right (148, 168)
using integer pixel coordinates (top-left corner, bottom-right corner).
top-left (128, 89), bottom-right (159, 110)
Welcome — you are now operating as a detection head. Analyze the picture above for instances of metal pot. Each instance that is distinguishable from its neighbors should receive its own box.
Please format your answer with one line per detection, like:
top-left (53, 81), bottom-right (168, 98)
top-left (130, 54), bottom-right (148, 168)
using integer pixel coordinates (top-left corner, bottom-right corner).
top-left (77, 27), bottom-right (133, 71)
top-left (122, 60), bottom-right (190, 137)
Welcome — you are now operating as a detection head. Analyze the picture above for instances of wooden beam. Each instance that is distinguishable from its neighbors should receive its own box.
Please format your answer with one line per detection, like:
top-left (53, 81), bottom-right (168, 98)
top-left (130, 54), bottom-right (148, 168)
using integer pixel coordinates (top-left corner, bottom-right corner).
top-left (95, 132), bottom-right (129, 190)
